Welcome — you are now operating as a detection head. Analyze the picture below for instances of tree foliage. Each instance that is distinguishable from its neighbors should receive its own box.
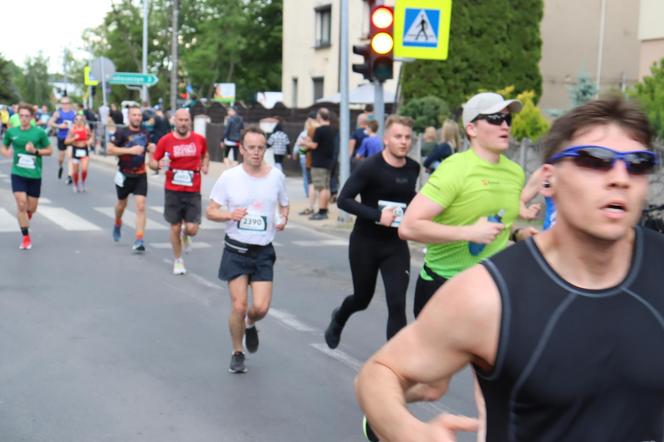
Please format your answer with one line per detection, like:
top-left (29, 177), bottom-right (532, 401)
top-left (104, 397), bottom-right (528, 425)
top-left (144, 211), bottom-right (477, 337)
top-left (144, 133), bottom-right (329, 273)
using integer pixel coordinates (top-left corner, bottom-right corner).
top-left (630, 58), bottom-right (664, 141)
top-left (84, 0), bottom-right (282, 106)
top-left (511, 90), bottom-right (549, 142)
top-left (0, 53), bottom-right (21, 103)
top-left (400, 0), bottom-right (543, 111)
top-left (399, 96), bottom-right (449, 133)
top-left (569, 71), bottom-right (597, 107)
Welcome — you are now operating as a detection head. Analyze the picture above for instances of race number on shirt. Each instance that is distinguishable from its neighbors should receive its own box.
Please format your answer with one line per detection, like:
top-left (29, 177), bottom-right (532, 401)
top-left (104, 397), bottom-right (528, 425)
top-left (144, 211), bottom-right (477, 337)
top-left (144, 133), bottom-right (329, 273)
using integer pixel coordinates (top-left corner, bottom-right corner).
top-left (171, 169), bottom-right (194, 187)
top-left (238, 213), bottom-right (268, 231)
top-left (114, 170), bottom-right (125, 188)
top-left (75, 149), bottom-right (87, 158)
top-left (377, 200), bottom-right (407, 228)
top-left (17, 153), bottom-right (36, 170)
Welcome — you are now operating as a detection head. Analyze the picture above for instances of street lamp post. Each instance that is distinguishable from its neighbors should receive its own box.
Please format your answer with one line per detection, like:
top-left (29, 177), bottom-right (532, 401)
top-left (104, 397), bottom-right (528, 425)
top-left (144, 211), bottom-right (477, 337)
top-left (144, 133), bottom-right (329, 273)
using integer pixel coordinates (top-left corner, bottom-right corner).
top-left (141, 0), bottom-right (149, 103)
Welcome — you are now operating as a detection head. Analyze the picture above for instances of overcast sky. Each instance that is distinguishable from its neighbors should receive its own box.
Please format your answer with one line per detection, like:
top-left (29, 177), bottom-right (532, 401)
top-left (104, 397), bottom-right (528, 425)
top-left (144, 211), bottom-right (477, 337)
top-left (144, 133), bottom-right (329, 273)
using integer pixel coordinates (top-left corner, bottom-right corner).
top-left (0, 0), bottom-right (113, 72)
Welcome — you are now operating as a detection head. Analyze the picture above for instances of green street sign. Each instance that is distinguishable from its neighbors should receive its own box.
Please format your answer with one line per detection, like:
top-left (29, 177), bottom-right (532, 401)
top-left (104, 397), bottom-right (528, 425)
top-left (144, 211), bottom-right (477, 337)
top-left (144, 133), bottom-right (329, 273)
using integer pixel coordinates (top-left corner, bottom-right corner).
top-left (109, 72), bottom-right (159, 87)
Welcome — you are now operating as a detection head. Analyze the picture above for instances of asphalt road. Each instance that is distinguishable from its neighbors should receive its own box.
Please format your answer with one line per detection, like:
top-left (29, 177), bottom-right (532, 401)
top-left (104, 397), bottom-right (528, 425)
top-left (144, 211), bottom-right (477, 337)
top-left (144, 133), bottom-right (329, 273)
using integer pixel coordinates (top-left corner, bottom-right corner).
top-left (0, 155), bottom-right (477, 442)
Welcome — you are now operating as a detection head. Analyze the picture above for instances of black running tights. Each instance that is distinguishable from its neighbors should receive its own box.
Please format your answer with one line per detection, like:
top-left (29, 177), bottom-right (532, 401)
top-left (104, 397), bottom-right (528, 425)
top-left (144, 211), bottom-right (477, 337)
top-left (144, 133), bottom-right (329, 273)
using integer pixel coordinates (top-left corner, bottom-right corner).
top-left (335, 232), bottom-right (410, 340)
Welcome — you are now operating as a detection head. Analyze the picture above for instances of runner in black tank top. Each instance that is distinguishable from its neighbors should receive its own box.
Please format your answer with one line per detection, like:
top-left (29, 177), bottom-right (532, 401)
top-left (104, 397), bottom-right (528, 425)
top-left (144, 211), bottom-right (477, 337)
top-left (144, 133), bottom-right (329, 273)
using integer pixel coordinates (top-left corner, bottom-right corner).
top-left (480, 228), bottom-right (664, 441)
top-left (324, 116), bottom-right (420, 348)
top-left (354, 98), bottom-right (664, 441)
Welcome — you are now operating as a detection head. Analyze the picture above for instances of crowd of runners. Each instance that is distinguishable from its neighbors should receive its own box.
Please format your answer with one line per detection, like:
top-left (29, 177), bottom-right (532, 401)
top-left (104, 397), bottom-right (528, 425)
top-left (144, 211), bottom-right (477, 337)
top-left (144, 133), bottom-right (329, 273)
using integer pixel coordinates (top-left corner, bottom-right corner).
top-left (1, 92), bottom-right (663, 440)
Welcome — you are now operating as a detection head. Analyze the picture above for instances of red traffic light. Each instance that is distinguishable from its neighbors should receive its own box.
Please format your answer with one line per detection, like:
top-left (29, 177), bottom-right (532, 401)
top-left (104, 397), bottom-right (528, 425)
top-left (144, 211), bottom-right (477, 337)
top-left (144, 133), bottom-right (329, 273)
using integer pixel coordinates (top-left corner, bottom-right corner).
top-left (371, 6), bottom-right (394, 29)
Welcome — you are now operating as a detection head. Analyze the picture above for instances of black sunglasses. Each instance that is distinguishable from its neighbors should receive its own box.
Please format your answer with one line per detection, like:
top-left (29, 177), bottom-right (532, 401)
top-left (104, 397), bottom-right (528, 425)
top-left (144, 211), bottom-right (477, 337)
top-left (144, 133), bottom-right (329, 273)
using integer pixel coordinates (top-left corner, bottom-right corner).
top-left (473, 113), bottom-right (512, 126)
top-left (547, 145), bottom-right (659, 175)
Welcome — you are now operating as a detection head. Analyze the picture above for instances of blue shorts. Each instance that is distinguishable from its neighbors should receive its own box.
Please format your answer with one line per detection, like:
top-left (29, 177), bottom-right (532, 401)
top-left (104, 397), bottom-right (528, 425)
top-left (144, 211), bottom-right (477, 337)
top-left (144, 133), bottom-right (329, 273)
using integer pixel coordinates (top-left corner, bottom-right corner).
top-left (11, 174), bottom-right (41, 198)
top-left (218, 235), bottom-right (276, 282)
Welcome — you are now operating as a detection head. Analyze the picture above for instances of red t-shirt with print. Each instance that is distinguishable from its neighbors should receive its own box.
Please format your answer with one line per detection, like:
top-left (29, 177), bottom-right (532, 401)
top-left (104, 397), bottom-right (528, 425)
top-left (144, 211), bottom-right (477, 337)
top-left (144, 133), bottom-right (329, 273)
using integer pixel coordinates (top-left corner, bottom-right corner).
top-left (154, 132), bottom-right (208, 193)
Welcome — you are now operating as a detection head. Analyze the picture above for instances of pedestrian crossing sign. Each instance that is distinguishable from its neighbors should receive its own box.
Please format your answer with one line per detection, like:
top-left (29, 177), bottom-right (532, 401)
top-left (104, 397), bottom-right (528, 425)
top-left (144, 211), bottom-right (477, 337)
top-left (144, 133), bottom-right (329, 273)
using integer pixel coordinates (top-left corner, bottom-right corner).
top-left (394, 0), bottom-right (452, 60)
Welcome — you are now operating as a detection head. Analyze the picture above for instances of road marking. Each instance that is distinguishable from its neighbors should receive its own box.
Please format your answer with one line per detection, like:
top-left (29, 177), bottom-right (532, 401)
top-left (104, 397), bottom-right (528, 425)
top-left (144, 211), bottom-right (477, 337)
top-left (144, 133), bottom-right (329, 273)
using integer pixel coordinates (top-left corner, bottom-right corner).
top-left (310, 343), bottom-right (363, 370)
top-left (287, 221), bottom-right (347, 240)
top-left (38, 207), bottom-right (102, 231)
top-left (39, 198), bottom-right (52, 204)
top-left (94, 206), bottom-right (168, 230)
top-left (0, 172), bottom-right (8, 178)
top-left (149, 241), bottom-right (212, 249)
top-left (269, 308), bottom-right (317, 332)
top-left (149, 205), bottom-right (225, 230)
top-left (292, 239), bottom-right (348, 247)
top-left (0, 208), bottom-right (17, 232)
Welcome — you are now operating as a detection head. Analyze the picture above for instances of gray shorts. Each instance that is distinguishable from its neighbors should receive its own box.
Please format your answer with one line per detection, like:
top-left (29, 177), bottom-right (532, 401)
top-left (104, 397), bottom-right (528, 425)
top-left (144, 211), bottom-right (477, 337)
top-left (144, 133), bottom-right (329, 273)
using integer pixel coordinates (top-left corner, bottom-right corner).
top-left (218, 236), bottom-right (276, 282)
top-left (164, 190), bottom-right (202, 225)
top-left (311, 167), bottom-right (331, 191)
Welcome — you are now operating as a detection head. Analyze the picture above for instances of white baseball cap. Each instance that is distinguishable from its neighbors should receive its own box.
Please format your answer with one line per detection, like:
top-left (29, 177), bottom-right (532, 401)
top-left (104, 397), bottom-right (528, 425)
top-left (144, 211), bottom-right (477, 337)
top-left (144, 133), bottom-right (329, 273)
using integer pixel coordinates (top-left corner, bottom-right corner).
top-left (462, 92), bottom-right (523, 127)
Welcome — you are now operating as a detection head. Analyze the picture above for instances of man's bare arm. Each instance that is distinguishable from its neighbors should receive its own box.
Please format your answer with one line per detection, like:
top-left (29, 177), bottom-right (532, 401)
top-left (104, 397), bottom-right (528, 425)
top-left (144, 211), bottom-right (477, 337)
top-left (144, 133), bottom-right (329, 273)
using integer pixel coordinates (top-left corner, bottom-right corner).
top-left (355, 265), bottom-right (501, 441)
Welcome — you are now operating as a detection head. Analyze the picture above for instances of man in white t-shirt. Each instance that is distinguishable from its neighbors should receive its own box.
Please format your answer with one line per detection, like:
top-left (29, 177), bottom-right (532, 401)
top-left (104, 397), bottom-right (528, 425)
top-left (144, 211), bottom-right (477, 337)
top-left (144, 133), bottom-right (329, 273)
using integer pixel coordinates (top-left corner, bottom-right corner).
top-left (207, 126), bottom-right (289, 374)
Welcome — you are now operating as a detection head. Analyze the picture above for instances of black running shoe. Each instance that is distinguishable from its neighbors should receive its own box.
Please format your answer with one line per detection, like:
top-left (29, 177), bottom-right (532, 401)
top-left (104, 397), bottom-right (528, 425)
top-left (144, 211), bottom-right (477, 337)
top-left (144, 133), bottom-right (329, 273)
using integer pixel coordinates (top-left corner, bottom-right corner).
top-left (66, 176), bottom-right (72, 185)
top-left (363, 416), bottom-right (379, 441)
top-left (228, 351), bottom-right (248, 373)
top-left (324, 308), bottom-right (343, 349)
top-left (245, 325), bottom-right (259, 353)
top-left (58, 167), bottom-right (63, 179)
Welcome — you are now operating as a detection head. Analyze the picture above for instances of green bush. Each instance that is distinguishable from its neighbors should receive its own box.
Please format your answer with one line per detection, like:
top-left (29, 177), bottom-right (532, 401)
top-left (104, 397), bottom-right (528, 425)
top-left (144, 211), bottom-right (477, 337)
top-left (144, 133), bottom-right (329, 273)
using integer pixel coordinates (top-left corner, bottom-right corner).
top-left (511, 90), bottom-right (549, 142)
top-left (399, 96), bottom-right (449, 133)
top-left (629, 58), bottom-right (664, 141)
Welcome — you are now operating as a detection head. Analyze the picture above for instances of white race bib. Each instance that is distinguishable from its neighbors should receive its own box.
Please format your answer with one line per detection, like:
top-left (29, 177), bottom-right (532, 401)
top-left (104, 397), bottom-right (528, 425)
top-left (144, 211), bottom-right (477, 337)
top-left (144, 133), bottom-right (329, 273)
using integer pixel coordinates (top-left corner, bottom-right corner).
top-left (74, 148), bottom-right (87, 158)
top-left (17, 153), bottom-right (36, 170)
top-left (114, 170), bottom-right (125, 188)
top-left (238, 213), bottom-right (267, 231)
top-left (171, 169), bottom-right (194, 187)
top-left (377, 200), bottom-right (407, 228)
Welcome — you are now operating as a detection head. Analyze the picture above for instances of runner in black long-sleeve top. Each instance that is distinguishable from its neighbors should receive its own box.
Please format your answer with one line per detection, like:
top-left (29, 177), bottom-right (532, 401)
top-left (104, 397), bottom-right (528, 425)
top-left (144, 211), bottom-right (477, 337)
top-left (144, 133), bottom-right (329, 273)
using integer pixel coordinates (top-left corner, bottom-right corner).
top-left (324, 115), bottom-right (420, 348)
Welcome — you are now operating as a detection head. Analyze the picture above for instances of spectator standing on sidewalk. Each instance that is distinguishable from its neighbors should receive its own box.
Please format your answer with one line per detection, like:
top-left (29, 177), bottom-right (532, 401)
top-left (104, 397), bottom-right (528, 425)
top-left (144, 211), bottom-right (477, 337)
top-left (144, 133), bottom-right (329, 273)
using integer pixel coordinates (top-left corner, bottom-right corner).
top-left (302, 108), bottom-right (337, 220)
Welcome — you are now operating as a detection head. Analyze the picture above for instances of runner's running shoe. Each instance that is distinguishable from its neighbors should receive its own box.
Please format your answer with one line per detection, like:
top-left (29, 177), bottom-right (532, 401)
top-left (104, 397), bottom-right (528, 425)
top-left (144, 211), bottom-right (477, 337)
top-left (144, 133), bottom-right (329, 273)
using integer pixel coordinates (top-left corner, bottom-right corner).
top-left (173, 258), bottom-right (186, 275)
top-left (112, 224), bottom-right (121, 242)
top-left (181, 230), bottom-right (192, 253)
top-left (19, 235), bottom-right (32, 250)
top-left (245, 326), bottom-right (259, 353)
top-left (324, 308), bottom-right (343, 349)
top-left (228, 351), bottom-right (248, 373)
top-left (132, 239), bottom-right (146, 253)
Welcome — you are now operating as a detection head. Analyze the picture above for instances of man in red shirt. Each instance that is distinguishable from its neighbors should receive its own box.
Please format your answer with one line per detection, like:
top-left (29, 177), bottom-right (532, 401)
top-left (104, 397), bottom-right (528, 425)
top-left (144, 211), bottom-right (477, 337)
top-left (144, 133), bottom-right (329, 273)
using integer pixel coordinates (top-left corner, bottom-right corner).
top-left (150, 108), bottom-right (209, 274)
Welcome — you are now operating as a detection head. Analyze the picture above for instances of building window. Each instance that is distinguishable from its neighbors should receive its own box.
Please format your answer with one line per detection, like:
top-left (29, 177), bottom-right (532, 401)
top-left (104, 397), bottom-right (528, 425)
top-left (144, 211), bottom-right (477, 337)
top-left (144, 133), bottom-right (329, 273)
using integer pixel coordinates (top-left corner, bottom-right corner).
top-left (315, 5), bottom-right (332, 48)
top-left (291, 77), bottom-right (298, 108)
top-left (312, 77), bottom-right (325, 102)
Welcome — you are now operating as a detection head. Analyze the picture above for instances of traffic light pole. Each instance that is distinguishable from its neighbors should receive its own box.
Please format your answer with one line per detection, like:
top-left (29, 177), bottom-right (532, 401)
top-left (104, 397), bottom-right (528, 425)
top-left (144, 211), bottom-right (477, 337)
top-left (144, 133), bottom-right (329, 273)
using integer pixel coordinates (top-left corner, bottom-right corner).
top-left (374, 80), bottom-right (385, 140)
top-left (338, 0), bottom-right (351, 223)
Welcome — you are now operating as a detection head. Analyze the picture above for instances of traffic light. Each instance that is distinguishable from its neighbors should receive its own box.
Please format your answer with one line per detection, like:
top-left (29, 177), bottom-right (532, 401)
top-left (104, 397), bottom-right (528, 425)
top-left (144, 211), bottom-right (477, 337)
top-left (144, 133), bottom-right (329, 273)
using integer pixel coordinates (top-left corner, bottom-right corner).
top-left (369, 5), bottom-right (394, 82)
top-left (352, 44), bottom-right (372, 81)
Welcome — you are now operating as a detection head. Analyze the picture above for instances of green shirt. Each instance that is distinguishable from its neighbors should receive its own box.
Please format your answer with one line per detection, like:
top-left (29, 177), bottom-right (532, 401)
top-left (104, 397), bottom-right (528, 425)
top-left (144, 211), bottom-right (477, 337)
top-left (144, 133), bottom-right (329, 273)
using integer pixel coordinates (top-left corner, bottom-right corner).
top-left (3, 126), bottom-right (51, 179)
top-left (420, 149), bottom-right (525, 279)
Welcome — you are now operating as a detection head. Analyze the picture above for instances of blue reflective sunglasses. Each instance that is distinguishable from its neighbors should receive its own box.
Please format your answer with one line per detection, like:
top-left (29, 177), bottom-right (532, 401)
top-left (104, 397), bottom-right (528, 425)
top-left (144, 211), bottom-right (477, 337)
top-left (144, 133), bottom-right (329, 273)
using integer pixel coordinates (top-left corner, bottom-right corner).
top-left (547, 145), bottom-right (659, 175)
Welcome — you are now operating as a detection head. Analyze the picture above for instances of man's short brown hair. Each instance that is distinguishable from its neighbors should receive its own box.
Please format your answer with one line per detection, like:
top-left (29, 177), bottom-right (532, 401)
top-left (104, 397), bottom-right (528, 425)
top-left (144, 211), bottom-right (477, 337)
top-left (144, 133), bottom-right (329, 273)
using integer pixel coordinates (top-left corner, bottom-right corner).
top-left (240, 125), bottom-right (267, 145)
top-left (384, 115), bottom-right (414, 131)
top-left (542, 96), bottom-right (653, 161)
top-left (17, 103), bottom-right (35, 116)
top-left (366, 120), bottom-right (379, 133)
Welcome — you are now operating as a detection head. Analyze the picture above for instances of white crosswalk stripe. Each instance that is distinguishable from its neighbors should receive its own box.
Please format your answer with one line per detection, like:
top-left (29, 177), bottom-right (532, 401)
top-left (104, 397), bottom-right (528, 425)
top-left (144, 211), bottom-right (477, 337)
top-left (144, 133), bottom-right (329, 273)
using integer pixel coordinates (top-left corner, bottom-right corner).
top-left (38, 207), bottom-right (102, 231)
top-left (149, 205), bottom-right (225, 230)
top-left (292, 239), bottom-right (348, 247)
top-left (94, 206), bottom-right (169, 230)
top-left (0, 208), bottom-right (17, 232)
top-left (149, 242), bottom-right (212, 249)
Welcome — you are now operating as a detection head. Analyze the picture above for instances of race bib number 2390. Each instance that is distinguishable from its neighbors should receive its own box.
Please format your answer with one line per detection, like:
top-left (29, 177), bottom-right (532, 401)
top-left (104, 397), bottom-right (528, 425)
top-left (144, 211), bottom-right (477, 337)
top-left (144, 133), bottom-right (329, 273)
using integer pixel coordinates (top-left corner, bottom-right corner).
top-left (238, 214), bottom-right (267, 231)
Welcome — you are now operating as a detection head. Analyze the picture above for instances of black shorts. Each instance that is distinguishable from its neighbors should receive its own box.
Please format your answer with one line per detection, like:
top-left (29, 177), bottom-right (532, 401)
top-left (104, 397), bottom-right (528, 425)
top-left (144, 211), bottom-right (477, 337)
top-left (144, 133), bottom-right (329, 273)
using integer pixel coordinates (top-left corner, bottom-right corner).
top-left (218, 235), bottom-right (276, 282)
top-left (224, 144), bottom-right (239, 160)
top-left (57, 138), bottom-right (68, 151)
top-left (164, 190), bottom-right (202, 225)
top-left (413, 264), bottom-right (448, 318)
top-left (116, 173), bottom-right (148, 200)
top-left (71, 146), bottom-right (89, 161)
top-left (11, 174), bottom-right (41, 198)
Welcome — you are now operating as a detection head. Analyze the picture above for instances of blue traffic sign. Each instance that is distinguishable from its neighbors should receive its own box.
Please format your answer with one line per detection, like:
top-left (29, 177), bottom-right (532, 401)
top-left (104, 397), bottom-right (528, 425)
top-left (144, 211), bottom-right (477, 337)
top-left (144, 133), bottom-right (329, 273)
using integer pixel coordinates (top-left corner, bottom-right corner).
top-left (402, 8), bottom-right (440, 48)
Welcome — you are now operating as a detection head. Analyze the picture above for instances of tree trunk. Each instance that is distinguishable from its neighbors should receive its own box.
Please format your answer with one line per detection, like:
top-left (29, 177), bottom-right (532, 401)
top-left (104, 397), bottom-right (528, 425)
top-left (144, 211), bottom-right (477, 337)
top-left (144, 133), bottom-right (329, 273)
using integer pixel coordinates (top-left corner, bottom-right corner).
top-left (519, 138), bottom-right (529, 169)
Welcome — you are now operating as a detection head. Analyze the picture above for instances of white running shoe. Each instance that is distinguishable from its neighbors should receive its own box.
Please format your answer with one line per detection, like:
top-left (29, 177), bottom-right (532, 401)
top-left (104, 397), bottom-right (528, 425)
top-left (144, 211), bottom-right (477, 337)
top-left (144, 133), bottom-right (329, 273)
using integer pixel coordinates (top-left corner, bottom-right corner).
top-left (173, 258), bottom-right (187, 275)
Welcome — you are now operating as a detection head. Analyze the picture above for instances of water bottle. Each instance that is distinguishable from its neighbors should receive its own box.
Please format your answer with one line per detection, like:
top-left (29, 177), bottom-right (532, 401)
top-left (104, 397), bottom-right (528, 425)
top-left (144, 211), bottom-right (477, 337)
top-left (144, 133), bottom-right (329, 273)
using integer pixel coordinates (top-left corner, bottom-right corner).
top-left (469, 209), bottom-right (505, 256)
top-left (162, 152), bottom-right (170, 171)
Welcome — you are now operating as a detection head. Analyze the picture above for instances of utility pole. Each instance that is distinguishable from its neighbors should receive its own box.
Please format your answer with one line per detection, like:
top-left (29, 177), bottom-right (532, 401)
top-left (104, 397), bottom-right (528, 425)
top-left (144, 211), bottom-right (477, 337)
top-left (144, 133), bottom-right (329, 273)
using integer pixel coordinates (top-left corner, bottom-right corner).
top-left (338, 0), bottom-right (350, 222)
top-left (596, 0), bottom-right (607, 94)
top-left (141, 0), bottom-right (149, 104)
top-left (170, 0), bottom-right (179, 113)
